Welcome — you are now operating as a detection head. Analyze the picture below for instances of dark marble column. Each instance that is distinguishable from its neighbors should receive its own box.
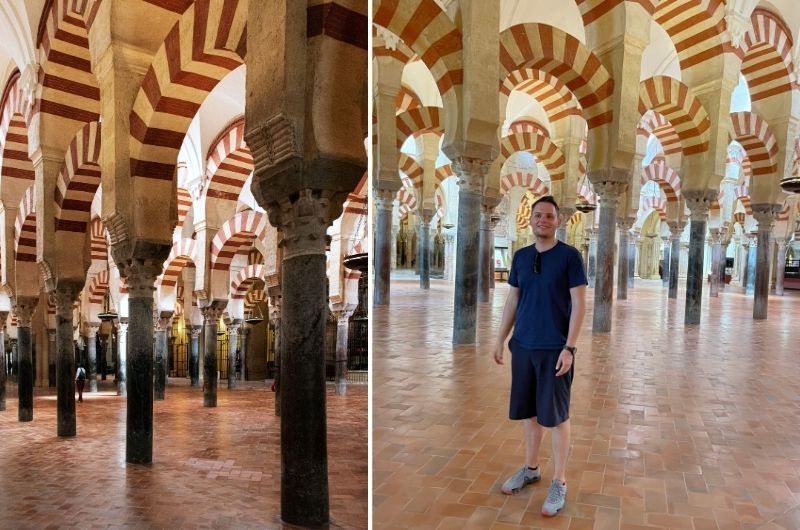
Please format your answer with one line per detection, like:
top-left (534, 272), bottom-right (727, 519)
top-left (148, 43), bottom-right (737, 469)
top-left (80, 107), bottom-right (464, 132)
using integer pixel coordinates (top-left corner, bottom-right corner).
top-left (202, 303), bottom-right (225, 407)
top-left (269, 298), bottom-right (282, 417)
top-left (478, 200), bottom-right (498, 303)
top-left (452, 158), bottom-right (488, 344)
top-left (745, 235), bottom-right (757, 295)
top-left (13, 298), bottom-right (37, 422)
top-left (718, 229), bottom-right (729, 290)
top-left (52, 283), bottom-right (80, 437)
top-left (418, 211), bottom-right (432, 290)
top-left (616, 218), bottom-right (633, 300)
top-left (99, 332), bottom-right (108, 380)
top-left (667, 223), bottom-right (684, 299)
top-left (628, 237), bottom-right (637, 288)
top-left (683, 192), bottom-right (712, 325)
top-left (709, 229), bottom-right (721, 297)
top-left (333, 309), bottom-right (353, 396)
top-left (775, 238), bottom-right (787, 296)
top-left (0, 314), bottom-right (6, 411)
top-left (227, 321), bottom-right (240, 390)
top-left (189, 326), bottom-right (201, 386)
top-left (87, 324), bottom-right (99, 392)
top-left (590, 179), bottom-right (627, 332)
top-left (47, 329), bottom-right (56, 387)
top-left (661, 237), bottom-right (671, 288)
top-left (752, 205), bottom-right (777, 320)
top-left (123, 259), bottom-right (163, 464)
top-left (116, 320), bottom-right (127, 396)
top-left (239, 327), bottom-right (248, 382)
top-left (154, 314), bottom-right (171, 401)
top-left (587, 230), bottom-right (597, 288)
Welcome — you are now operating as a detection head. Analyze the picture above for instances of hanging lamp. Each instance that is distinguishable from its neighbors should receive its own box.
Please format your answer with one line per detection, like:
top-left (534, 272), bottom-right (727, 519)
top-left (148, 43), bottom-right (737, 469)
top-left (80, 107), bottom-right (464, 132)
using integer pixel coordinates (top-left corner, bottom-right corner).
top-left (343, 210), bottom-right (368, 272)
top-left (244, 302), bottom-right (264, 325)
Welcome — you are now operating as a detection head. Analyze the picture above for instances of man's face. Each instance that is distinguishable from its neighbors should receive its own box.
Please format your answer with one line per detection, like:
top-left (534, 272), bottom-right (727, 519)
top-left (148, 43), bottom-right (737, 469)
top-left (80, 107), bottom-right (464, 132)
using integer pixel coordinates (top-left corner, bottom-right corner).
top-left (530, 202), bottom-right (560, 238)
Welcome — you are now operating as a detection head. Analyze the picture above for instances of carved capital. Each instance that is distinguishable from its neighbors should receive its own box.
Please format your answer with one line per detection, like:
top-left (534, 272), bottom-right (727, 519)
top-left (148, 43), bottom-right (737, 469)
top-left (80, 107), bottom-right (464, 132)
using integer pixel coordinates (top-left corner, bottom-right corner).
top-left (667, 221), bottom-right (686, 237)
top-left (189, 325), bottom-right (202, 339)
top-left (375, 188), bottom-right (396, 211)
top-left (268, 296), bottom-right (281, 324)
top-left (751, 203), bottom-right (780, 232)
top-left (12, 297), bottom-right (38, 328)
top-left (616, 217), bottom-right (635, 231)
top-left (453, 157), bottom-right (490, 195)
top-left (244, 114), bottom-right (300, 172)
top-left (228, 321), bottom-right (242, 336)
top-left (87, 323), bottom-right (101, 338)
top-left (375, 25), bottom-right (402, 50)
top-left (121, 258), bottom-right (163, 298)
top-left (270, 189), bottom-right (331, 259)
top-left (683, 190), bottom-right (716, 221)
top-left (201, 301), bottom-right (227, 324)
top-left (51, 281), bottom-right (81, 317)
top-left (116, 319), bottom-right (129, 335)
top-left (47, 328), bottom-right (56, 341)
top-left (593, 181), bottom-right (626, 207)
top-left (154, 311), bottom-right (174, 332)
top-left (332, 309), bottom-right (354, 323)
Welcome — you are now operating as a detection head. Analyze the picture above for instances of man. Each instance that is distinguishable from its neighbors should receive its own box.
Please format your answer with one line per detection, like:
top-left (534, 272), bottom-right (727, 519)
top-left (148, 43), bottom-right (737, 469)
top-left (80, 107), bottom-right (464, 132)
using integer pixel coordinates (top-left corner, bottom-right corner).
top-left (493, 195), bottom-right (587, 517)
top-left (75, 364), bottom-right (87, 403)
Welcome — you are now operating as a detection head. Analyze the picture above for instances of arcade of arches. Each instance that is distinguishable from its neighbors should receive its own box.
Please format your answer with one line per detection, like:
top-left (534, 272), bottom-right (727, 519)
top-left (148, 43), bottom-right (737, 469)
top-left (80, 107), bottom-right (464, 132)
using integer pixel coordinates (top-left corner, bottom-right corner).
top-left (0, 1), bottom-right (367, 528)
top-left (372, 1), bottom-right (800, 529)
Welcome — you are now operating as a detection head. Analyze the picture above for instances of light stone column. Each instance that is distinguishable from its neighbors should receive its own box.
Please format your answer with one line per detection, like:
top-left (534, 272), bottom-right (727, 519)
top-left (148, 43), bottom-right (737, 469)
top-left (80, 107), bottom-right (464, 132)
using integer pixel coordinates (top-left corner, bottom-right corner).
top-left (13, 298), bottom-right (37, 422)
top-left (154, 314), bottom-right (171, 400)
top-left (202, 303), bottom-right (225, 407)
top-left (683, 192), bottom-right (712, 325)
top-left (87, 323), bottom-right (100, 392)
top-left (616, 218), bottom-right (633, 300)
top-left (718, 228), bottom-right (729, 290)
top-left (239, 326), bottom-right (248, 382)
top-left (418, 210), bottom-right (433, 290)
top-left (587, 230), bottom-right (597, 288)
top-left (478, 201), bottom-right (498, 303)
top-left (629, 236), bottom-right (638, 287)
top-left (775, 238), bottom-right (787, 296)
top-left (667, 223), bottom-right (684, 299)
top-left (556, 207), bottom-right (575, 243)
top-left (453, 158), bottom-right (488, 344)
top-left (391, 225), bottom-right (398, 270)
top-left (745, 235), bottom-right (757, 295)
top-left (227, 321), bottom-right (241, 390)
top-left (333, 309), bottom-right (353, 396)
top-left (188, 326), bottom-right (201, 386)
top-left (709, 229), bottom-right (721, 297)
top-left (123, 259), bottom-right (163, 464)
top-left (591, 180), bottom-right (627, 333)
top-left (443, 234), bottom-right (456, 282)
top-left (269, 298), bottom-right (282, 416)
top-left (52, 283), bottom-right (80, 437)
top-left (752, 205), bottom-right (778, 320)
top-left (0, 312), bottom-right (7, 411)
top-left (661, 236), bottom-right (671, 288)
top-left (374, 189), bottom-right (394, 305)
top-left (116, 319), bottom-right (127, 396)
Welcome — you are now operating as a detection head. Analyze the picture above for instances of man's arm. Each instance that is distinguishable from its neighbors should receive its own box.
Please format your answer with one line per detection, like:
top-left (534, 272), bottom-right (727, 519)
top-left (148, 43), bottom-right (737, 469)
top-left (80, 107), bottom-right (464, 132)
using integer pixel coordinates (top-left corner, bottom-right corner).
top-left (555, 284), bottom-right (586, 376)
top-left (493, 285), bottom-right (519, 365)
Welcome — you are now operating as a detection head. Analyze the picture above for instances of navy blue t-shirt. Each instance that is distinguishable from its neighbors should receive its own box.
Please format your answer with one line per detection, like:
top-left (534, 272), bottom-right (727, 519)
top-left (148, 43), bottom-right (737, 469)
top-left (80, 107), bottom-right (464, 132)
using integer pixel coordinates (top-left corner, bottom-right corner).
top-left (507, 241), bottom-right (587, 350)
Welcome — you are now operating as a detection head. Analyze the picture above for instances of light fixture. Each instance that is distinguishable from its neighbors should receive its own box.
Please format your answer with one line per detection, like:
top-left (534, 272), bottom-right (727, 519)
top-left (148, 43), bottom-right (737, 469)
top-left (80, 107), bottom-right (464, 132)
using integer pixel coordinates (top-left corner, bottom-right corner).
top-left (779, 175), bottom-right (800, 194)
top-left (244, 302), bottom-right (264, 325)
top-left (97, 290), bottom-right (118, 321)
top-left (343, 210), bottom-right (368, 272)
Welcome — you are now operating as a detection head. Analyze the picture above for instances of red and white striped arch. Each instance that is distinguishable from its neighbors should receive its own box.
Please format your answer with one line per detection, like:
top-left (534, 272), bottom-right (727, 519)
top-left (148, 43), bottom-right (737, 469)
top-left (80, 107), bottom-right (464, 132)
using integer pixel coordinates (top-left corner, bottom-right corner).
top-left (89, 217), bottom-right (107, 262)
top-left (176, 187), bottom-right (192, 231)
top-left (776, 201), bottom-right (791, 222)
top-left (637, 111), bottom-right (681, 156)
top-left (710, 187), bottom-right (723, 214)
top-left (740, 8), bottom-right (795, 103)
top-left (398, 153), bottom-right (423, 189)
top-left (499, 172), bottom-right (550, 198)
top-left (230, 264), bottom-right (267, 299)
top-left (733, 211), bottom-right (746, 227)
top-left (640, 196), bottom-right (667, 221)
top-left (641, 163), bottom-right (681, 202)
top-left (204, 117), bottom-right (253, 202)
top-left (14, 185), bottom-right (36, 262)
top-left (159, 238), bottom-right (197, 288)
top-left (397, 185), bottom-right (418, 217)
top-left (87, 269), bottom-right (108, 305)
top-left (638, 77), bottom-right (710, 156)
top-left (501, 69), bottom-right (582, 124)
top-left (507, 119), bottom-right (550, 138)
top-left (373, 1), bottom-right (463, 100)
top-left (54, 120), bottom-right (102, 232)
top-left (130, 0), bottom-right (247, 184)
top-left (734, 185), bottom-right (753, 215)
top-left (396, 84), bottom-right (423, 115)
top-left (499, 131), bottom-right (566, 181)
top-left (499, 24), bottom-right (613, 129)
top-left (396, 106), bottom-right (443, 148)
top-left (244, 288), bottom-right (267, 310)
top-left (434, 164), bottom-right (455, 183)
top-left (209, 210), bottom-right (267, 271)
top-left (576, 0), bottom-right (656, 27)
top-left (729, 112), bottom-right (778, 177)
top-left (653, 0), bottom-right (726, 71)
top-left (0, 74), bottom-right (34, 183)
top-left (36, 1), bottom-right (101, 137)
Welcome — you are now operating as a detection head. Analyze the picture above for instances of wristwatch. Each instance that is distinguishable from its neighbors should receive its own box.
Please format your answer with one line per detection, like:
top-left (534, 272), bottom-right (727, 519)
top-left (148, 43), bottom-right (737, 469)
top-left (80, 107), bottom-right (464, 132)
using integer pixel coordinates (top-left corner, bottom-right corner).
top-left (563, 345), bottom-right (577, 355)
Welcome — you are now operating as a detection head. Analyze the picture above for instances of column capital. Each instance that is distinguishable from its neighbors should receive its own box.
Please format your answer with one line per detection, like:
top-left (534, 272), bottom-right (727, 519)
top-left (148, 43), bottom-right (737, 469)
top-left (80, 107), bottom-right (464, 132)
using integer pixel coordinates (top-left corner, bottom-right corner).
top-left (269, 189), bottom-right (334, 260)
top-left (115, 319), bottom-right (129, 334)
top-left (228, 320), bottom-right (242, 335)
top-left (375, 188), bottom-right (396, 211)
top-left (50, 279), bottom-right (83, 316)
top-left (332, 309), bottom-right (354, 323)
top-left (751, 203), bottom-right (780, 231)
top-left (683, 190), bottom-right (716, 221)
top-left (776, 237), bottom-right (788, 249)
top-left (87, 323), bottom-right (101, 337)
top-left (12, 296), bottom-right (38, 328)
top-left (592, 181), bottom-right (627, 206)
top-left (616, 217), bottom-right (635, 231)
top-left (453, 156), bottom-right (490, 194)
top-left (121, 258), bottom-right (164, 298)
top-left (201, 301), bottom-right (226, 323)
top-left (586, 168), bottom-right (629, 189)
top-left (154, 311), bottom-right (174, 331)
top-left (667, 221), bottom-right (685, 237)
top-left (47, 328), bottom-right (56, 340)
top-left (189, 325), bottom-right (202, 339)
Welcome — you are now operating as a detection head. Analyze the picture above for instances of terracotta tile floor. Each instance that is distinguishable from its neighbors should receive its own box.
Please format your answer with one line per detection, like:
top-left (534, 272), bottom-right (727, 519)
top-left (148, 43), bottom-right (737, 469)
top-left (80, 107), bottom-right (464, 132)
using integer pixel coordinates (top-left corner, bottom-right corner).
top-left (373, 277), bottom-right (800, 530)
top-left (0, 378), bottom-right (366, 529)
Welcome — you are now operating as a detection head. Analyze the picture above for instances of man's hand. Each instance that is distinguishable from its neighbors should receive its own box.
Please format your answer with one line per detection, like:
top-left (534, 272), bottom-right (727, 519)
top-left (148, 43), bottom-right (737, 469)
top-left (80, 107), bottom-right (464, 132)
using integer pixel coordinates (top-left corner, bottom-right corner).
top-left (555, 349), bottom-right (573, 376)
top-left (493, 342), bottom-right (505, 365)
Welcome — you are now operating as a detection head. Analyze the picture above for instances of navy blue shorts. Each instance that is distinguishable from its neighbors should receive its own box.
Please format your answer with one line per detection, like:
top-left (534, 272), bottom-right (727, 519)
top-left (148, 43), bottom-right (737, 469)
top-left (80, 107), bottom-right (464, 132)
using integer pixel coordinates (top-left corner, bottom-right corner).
top-left (508, 339), bottom-right (573, 427)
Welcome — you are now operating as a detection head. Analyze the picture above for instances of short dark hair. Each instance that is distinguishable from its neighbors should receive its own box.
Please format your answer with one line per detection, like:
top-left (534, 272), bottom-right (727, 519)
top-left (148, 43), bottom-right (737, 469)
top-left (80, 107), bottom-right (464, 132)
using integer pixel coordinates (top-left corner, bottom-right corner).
top-left (531, 195), bottom-right (560, 214)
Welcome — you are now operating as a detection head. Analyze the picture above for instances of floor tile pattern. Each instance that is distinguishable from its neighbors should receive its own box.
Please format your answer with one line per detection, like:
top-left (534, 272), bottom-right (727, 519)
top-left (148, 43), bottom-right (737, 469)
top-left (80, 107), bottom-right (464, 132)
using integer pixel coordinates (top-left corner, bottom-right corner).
top-left (0, 379), bottom-right (366, 529)
top-left (373, 278), bottom-right (800, 530)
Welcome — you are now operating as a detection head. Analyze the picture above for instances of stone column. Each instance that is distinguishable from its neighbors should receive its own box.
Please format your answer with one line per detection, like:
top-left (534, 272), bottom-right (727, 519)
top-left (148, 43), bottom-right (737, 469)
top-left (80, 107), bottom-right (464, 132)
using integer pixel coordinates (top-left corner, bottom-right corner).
top-left (99, 331), bottom-right (108, 380)
top-left (333, 309), bottom-right (353, 396)
top-left (202, 303), bottom-right (225, 407)
top-left (752, 205), bottom-right (777, 320)
top-left (189, 326), bottom-right (201, 386)
top-left (587, 230), bottom-right (597, 288)
top-left (443, 233), bottom-right (456, 282)
top-left (269, 298), bottom-right (282, 416)
top-left (478, 201), bottom-right (498, 303)
top-left (591, 180), bottom-right (627, 332)
top-left (709, 229), bottom-right (721, 297)
top-left (489, 216), bottom-right (500, 289)
top-left (124, 259), bottom-right (163, 464)
top-left (556, 207), bottom-right (575, 243)
top-left (13, 298), bottom-right (37, 422)
top-left (0, 312), bottom-right (7, 411)
top-left (227, 321), bottom-right (240, 390)
top-left (661, 236), bottom-right (671, 288)
top-left (718, 228), bottom-right (729, 290)
top-left (154, 314), bottom-right (171, 400)
top-left (745, 235), bottom-right (757, 294)
top-left (629, 236), bottom-right (638, 287)
top-left (616, 218), bottom-right (633, 300)
top-left (47, 329), bottom-right (56, 387)
top-left (775, 238), bottom-right (787, 296)
top-left (668, 222), bottom-right (684, 299)
top-left (239, 326), bottom-right (248, 382)
top-left (52, 283), bottom-right (80, 437)
top-left (116, 319), bottom-right (127, 396)
top-left (684, 192), bottom-right (712, 325)
top-left (374, 189), bottom-right (394, 305)
top-left (418, 210), bottom-right (433, 290)
top-left (453, 158), bottom-right (488, 344)
top-left (87, 324), bottom-right (100, 392)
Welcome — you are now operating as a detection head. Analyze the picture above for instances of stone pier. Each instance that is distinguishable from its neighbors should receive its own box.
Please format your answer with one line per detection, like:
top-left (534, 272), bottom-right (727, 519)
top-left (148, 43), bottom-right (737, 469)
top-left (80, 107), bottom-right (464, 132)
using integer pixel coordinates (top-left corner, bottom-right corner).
top-left (776, 238), bottom-right (787, 296)
top-left (87, 324), bottom-right (100, 392)
top-left (752, 205), bottom-right (777, 320)
top-left (591, 178), bottom-right (627, 333)
top-left (616, 218), bottom-right (633, 300)
top-left (227, 321), bottom-right (240, 390)
top-left (374, 189), bottom-right (394, 305)
top-left (116, 319), bottom-right (127, 396)
top-left (709, 229), bottom-right (721, 297)
top-left (13, 298), bottom-right (36, 422)
top-left (684, 192), bottom-right (711, 325)
top-left (202, 303), bottom-right (225, 408)
top-left (189, 326), bottom-right (201, 387)
top-left (333, 309), bottom-right (353, 396)
top-left (478, 200), bottom-right (498, 303)
top-left (0, 312), bottom-right (6, 411)
top-left (154, 314), bottom-right (171, 401)
top-left (418, 211), bottom-right (432, 290)
top-left (668, 223), bottom-right (684, 299)
top-left (52, 282), bottom-right (81, 437)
